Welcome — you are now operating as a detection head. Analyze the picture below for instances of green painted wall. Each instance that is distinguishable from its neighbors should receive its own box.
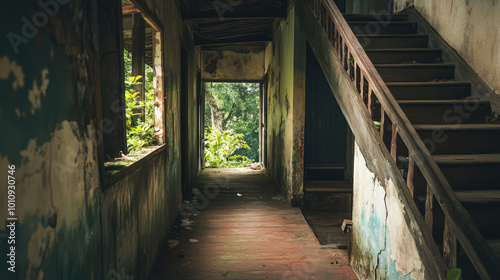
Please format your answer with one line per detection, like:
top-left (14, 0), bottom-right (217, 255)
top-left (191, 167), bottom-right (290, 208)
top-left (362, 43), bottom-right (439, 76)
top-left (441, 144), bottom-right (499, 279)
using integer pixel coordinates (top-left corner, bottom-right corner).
top-left (0, 0), bottom-right (200, 278)
top-left (265, 3), bottom-right (307, 203)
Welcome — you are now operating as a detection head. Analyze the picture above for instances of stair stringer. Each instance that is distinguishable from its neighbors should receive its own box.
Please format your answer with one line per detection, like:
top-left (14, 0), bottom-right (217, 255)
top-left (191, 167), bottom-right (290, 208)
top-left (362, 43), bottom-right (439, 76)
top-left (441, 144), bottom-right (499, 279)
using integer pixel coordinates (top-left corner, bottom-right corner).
top-left (294, 0), bottom-right (448, 279)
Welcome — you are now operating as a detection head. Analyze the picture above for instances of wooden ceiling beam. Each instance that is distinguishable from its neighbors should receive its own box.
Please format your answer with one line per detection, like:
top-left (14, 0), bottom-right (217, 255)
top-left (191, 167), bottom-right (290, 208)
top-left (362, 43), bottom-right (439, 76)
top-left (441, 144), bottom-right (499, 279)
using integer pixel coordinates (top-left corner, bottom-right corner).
top-left (183, 9), bottom-right (286, 20)
top-left (195, 35), bottom-right (273, 46)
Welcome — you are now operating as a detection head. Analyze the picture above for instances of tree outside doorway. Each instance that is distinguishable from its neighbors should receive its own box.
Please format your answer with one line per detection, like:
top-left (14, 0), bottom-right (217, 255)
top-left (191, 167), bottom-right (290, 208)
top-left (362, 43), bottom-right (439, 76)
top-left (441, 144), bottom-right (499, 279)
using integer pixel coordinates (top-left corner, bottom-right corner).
top-left (204, 82), bottom-right (260, 167)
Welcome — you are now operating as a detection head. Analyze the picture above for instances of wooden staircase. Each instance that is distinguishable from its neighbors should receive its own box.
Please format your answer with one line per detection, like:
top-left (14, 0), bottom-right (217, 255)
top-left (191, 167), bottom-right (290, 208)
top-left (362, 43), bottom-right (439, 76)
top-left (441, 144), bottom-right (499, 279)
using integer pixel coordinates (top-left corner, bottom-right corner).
top-left (346, 12), bottom-right (500, 279)
top-left (300, 0), bottom-right (500, 278)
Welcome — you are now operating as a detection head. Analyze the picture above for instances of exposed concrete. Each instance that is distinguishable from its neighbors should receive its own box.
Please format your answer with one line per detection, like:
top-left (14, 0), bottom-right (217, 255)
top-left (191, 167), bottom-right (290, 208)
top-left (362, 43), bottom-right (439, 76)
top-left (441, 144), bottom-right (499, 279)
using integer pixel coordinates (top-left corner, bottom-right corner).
top-left (201, 48), bottom-right (265, 81)
top-left (394, 0), bottom-right (500, 99)
top-left (351, 144), bottom-right (426, 280)
top-left (265, 4), bottom-right (307, 203)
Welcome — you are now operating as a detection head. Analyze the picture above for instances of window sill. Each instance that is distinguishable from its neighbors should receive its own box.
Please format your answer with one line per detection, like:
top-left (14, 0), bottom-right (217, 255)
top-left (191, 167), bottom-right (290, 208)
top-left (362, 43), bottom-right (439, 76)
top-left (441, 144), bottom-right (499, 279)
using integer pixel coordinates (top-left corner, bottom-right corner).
top-left (104, 144), bottom-right (167, 186)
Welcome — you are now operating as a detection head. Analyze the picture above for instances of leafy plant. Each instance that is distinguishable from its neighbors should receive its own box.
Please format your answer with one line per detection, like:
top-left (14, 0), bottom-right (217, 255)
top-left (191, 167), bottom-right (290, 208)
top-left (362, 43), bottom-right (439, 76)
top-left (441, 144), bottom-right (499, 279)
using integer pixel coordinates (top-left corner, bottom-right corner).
top-left (125, 76), bottom-right (156, 152)
top-left (204, 82), bottom-right (260, 162)
top-left (204, 127), bottom-right (253, 168)
top-left (447, 268), bottom-right (461, 280)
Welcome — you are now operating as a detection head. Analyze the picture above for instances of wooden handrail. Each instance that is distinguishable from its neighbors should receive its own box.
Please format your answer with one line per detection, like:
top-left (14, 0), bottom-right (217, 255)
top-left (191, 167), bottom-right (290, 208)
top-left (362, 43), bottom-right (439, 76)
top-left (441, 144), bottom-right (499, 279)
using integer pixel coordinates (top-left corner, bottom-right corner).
top-left (306, 0), bottom-right (500, 278)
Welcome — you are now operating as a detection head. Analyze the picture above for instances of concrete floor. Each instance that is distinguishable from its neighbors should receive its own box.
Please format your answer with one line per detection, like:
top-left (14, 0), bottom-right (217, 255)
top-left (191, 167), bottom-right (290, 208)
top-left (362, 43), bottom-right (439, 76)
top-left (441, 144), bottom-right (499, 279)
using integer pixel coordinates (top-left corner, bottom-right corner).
top-left (149, 168), bottom-right (357, 280)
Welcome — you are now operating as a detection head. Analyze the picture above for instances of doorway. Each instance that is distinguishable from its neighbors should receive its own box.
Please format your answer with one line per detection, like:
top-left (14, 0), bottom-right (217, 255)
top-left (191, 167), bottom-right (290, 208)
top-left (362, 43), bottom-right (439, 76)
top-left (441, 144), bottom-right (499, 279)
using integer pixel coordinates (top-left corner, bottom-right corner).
top-left (202, 81), bottom-right (265, 168)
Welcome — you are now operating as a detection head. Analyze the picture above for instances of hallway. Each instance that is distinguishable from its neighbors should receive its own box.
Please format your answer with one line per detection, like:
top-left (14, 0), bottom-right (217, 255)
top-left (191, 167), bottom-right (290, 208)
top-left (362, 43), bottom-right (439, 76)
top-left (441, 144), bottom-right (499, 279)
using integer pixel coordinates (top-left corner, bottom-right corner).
top-left (149, 169), bottom-right (357, 280)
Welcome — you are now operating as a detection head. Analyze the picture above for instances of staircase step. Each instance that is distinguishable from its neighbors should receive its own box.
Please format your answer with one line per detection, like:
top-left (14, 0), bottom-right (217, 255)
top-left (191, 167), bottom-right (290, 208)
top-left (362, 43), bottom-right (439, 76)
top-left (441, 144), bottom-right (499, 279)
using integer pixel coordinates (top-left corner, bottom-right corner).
top-left (357, 34), bottom-right (428, 49)
top-left (305, 164), bottom-right (345, 181)
top-left (375, 64), bottom-right (455, 82)
top-left (304, 181), bottom-right (353, 193)
top-left (462, 202), bottom-right (500, 239)
top-left (376, 100), bottom-right (491, 124)
top-left (411, 124), bottom-right (500, 154)
top-left (432, 154), bottom-right (500, 165)
top-left (349, 21), bottom-right (418, 34)
top-left (386, 82), bottom-right (471, 100)
top-left (343, 13), bottom-right (409, 22)
top-left (366, 49), bottom-right (442, 64)
top-left (455, 190), bottom-right (500, 203)
top-left (398, 153), bottom-right (500, 190)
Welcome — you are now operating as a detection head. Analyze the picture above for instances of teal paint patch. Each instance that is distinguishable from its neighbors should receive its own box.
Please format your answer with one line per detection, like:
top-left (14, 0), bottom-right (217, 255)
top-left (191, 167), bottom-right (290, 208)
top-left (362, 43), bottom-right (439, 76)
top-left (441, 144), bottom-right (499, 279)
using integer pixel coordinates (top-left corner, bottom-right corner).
top-left (357, 209), bottom-right (416, 280)
top-left (0, 0), bottom-right (86, 165)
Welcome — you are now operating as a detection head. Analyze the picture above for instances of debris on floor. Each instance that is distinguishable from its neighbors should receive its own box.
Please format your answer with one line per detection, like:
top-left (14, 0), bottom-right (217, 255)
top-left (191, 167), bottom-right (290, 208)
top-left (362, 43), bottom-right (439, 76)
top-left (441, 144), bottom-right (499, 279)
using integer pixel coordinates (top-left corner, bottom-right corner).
top-left (167, 239), bottom-right (180, 248)
top-left (272, 194), bottom-right (286, 201)
top-left (181, 219), bottom-right (193, 227)
top-left (189, 239), bottom-right (198, 243)
top-left (295, 233), bottom-right (308, 238)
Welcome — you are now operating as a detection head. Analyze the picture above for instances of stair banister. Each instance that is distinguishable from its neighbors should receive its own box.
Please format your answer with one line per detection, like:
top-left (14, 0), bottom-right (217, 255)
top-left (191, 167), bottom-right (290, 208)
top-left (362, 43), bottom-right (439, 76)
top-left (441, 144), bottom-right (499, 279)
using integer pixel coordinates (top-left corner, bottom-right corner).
top-left (305, 0), bottom-right (500, 278)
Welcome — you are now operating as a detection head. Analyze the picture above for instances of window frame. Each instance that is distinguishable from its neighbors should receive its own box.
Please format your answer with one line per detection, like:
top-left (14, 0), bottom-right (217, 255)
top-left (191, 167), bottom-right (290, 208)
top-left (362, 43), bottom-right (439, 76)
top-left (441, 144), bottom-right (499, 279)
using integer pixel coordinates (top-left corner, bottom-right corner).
top-left (97, 0), bottom-right (166, 186)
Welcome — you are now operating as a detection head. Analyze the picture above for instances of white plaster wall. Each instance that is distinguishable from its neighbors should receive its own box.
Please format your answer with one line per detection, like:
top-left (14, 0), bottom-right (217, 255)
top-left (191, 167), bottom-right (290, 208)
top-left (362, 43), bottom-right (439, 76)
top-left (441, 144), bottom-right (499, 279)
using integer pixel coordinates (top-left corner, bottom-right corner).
top-left (394, 0), bottom-right (500, 97)
top-left (352, 143), bottom-right (425, 279)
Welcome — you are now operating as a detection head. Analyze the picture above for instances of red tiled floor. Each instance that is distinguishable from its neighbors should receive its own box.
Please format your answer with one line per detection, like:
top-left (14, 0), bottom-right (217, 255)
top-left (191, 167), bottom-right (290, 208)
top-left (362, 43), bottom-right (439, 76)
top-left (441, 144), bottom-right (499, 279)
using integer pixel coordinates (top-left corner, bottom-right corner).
top-left (149, 168), bottom-right (357, 280)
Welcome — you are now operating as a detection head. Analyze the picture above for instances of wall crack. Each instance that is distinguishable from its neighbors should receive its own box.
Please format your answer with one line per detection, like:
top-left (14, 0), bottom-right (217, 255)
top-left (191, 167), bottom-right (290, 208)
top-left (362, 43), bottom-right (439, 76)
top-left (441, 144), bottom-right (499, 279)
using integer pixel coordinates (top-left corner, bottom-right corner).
top-left (374, 189), bottom-right (388, 279)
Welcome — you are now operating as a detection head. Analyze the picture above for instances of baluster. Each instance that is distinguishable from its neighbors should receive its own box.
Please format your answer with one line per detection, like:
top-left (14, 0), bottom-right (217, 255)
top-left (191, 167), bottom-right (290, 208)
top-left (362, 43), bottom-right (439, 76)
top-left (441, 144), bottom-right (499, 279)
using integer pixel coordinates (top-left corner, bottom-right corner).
top-left (367, 86), bottom-right (376, 116)
top-left (425, 185), bottom-right (434, 232)
top-left (380, 107), bottom-right (386, 138)
top-left (349, 53), bottom-right (355, 79)
top-left (380, 106), bottom-right (393, 149)
top-left (343, 44), bottom-right (348, 70)
top-left (390, 123), bottom-right (398, 161)
top-left (331, 22), bottom-right (336, 44)
top-left (347, 51), bottom-right (352, 78)
top-left (407, 152), bottom-right (415, 197)
top-left (361, 75), bottom-right (368, 105)
top-left (355, 63), bottom-right (361, 92)
top-left (321, 6), bottom-right (326, 30)
top-left (443, 217), bottom-right (458, 269)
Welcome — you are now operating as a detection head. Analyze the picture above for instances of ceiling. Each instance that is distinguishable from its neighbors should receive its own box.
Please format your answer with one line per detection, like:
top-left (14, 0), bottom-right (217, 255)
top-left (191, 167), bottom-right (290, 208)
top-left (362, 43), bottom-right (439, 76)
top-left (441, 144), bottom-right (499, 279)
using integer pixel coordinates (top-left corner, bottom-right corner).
top-left (182, 0), bottom-right (287, 47)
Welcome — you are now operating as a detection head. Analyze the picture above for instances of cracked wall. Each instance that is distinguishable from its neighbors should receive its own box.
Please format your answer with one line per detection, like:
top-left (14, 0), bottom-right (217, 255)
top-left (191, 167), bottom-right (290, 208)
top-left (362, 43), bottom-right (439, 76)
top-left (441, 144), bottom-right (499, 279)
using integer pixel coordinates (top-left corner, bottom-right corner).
top-left (265, 4), bottom-right (307, 203)
top-left (0, 0), bottom-right (199, 279)
top-left (351, 144), bottom-right (426, 280)
top-left (201, 48), bottom-right (265, 81)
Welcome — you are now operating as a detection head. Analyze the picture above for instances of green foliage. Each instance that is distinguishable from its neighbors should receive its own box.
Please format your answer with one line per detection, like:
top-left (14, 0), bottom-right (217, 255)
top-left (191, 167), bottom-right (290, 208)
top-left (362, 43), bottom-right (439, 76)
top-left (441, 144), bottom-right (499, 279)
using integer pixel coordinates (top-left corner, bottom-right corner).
top-left (125, 75), bottom-right (156, 152)
top-left (204, 127), bottom-right (252, 168)
top-left (123, 49), bottom-right (157, 152)
top-left (447, 268), bottom-right (461, 280)
top-left (204, 82), bottom-right (260, 161)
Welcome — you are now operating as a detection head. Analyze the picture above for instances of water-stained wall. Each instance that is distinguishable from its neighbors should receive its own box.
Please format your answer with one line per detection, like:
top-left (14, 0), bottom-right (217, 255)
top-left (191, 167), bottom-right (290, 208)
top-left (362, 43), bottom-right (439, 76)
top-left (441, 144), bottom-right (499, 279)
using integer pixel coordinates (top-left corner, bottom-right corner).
top-left (265, 3), bottom-right (307, 203)
top-left (351, 145), bottom-right (427, 280)
top-left (393, 0), bottom-right (500, 100)
top-left (0, 0), bottom-right (200, 279)
top-left (202, 48), bottom-right (265, 81)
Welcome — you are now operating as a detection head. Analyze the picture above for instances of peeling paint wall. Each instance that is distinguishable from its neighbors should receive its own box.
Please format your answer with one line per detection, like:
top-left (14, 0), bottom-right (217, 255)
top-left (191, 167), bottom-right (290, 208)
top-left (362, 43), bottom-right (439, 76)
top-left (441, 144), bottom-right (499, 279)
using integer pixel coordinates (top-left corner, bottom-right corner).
top-left (394, 0), bottom-right (500, 98)
top-left (202, 48), bottom-right (265, 81)
top-left (0, 0), bottom-right (199, 279)
top-left (265, 4), bottom-right (307, 203)
top-left (351, 144), bottom-right (426, 280)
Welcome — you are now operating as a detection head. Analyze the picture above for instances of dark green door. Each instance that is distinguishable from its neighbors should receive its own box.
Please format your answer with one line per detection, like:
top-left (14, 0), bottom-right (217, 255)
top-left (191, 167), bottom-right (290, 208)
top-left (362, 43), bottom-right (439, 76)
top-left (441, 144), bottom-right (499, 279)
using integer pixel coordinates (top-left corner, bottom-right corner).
top-left (305, 44), bottom-right (348, 166)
